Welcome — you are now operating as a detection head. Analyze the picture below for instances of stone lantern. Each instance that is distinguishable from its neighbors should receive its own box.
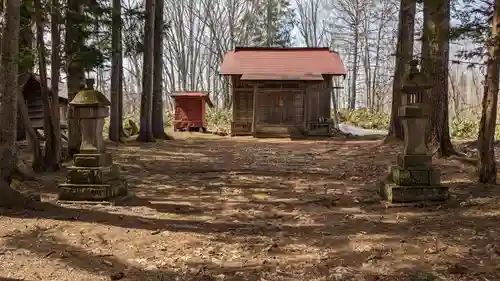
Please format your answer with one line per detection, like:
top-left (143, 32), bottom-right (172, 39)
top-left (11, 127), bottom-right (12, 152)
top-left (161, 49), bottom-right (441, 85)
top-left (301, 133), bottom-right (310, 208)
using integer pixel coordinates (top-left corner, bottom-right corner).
top-left (379, 60), bottom-right (448, 203)
top-left (59, 79), bottom-right (127, 201)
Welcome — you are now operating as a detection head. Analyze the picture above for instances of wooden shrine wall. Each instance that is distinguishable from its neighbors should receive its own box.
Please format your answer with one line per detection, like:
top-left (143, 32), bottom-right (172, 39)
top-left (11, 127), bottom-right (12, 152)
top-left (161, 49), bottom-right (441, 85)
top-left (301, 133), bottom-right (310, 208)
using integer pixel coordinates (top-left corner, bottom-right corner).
top-left (230, 76), bottom-right (333, 137)
top-left (306, 79), bottom-right (331, 123)
top-left (231, 77), bottom-right (254, 135)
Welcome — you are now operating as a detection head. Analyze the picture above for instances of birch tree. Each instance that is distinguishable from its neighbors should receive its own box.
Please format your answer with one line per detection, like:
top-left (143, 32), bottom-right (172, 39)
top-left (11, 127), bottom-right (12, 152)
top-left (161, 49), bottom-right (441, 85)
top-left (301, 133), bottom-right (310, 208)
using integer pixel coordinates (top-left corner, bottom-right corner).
top-left (333, 0), bottom-right (366, 109)
top-left (295, 0), bottom-right (328, 46)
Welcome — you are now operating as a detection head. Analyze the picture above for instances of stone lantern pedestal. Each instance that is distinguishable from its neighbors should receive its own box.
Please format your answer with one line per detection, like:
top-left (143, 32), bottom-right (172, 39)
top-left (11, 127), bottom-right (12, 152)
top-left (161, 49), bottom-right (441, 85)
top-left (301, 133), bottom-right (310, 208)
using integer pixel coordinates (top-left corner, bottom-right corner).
top-left (58, 80), bottom-right (127, 201)
top-left (379, 60), bottom-right (449, 203)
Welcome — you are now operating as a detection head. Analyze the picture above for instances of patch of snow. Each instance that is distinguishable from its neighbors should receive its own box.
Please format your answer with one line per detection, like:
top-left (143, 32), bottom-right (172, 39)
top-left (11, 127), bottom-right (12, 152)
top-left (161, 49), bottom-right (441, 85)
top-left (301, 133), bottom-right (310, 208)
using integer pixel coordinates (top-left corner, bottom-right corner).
top-left (339, 123), bottom-right (387, 136)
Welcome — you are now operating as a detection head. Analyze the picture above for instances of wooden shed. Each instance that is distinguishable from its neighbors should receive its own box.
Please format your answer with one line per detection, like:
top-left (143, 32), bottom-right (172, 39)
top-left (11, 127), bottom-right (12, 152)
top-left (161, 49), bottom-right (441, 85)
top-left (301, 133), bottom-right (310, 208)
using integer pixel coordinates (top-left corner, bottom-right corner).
top-left (219, 47), bottom-right (346, 137)
top-left (172, 91), bottom-right (214, 132)
top-left (17, 73), bottom-right (69, 141)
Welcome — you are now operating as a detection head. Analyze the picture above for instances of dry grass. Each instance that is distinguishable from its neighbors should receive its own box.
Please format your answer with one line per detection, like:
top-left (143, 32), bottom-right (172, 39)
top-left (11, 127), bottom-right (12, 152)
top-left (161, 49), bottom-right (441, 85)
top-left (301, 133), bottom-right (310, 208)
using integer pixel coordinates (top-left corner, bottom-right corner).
top-left (0, 132), bottom-right (499, 281)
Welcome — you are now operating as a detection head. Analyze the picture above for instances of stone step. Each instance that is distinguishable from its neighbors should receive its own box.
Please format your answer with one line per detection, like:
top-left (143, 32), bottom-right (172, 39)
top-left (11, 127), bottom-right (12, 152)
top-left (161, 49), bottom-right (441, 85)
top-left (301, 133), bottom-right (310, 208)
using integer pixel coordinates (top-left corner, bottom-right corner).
top-left (66, 165), bottom-right (119, 184)
top-left (379, 182), bottom-right (449, 203)
top-left (73, 152), bottom-right (112, 167)
top-left (59, 182), bottom-right (126, 201)
top-left (390, 165), bottom-right (440, 186)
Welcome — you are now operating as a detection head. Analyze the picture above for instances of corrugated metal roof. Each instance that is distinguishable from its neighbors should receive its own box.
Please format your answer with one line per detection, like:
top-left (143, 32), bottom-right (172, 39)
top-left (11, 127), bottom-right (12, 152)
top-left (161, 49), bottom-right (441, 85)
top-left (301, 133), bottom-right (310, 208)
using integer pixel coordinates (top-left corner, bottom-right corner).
top-left (240, 73), bottom-right (324, 81)
top-left (219, 47), bottom-right (346, 77)
top-left (171, 91), bottom-right (209, 97)
top-left (171, 91), bottom-right (213, 107)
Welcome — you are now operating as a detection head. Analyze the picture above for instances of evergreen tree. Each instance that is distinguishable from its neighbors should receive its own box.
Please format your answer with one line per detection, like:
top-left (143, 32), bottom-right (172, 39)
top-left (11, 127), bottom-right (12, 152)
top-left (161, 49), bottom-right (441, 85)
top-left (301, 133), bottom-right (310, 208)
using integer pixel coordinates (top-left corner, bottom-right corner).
top-left (244, 0), bottom-right (297, 47)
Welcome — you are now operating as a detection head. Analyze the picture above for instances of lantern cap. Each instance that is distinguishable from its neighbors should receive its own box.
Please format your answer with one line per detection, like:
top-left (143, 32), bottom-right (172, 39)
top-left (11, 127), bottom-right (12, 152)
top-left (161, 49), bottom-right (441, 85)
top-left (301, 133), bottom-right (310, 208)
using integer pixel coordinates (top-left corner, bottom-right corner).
top-left (70, 89), bottom-right (111, 107)
top-left (401, 59), bottom-right (433, 92)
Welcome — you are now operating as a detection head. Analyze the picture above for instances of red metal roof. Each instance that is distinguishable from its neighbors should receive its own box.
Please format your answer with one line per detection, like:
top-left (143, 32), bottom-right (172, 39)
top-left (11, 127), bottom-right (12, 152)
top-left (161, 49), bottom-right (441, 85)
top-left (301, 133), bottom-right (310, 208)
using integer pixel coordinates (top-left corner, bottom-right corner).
top-left (171, 91), bottom-right (209, 97)
top-left (219, 47), bottom-right (346, 79)
top-left (240, 73), bottom-right (324, 81)
top-left (171, 91), bottom-right (213, 107)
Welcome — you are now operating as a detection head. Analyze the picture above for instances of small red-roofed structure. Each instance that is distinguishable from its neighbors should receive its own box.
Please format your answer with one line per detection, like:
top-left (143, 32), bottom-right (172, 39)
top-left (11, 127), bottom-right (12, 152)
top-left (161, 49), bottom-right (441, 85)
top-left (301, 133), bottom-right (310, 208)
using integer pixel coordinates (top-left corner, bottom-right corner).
top-left (171, 91), bottom-right (214, 132)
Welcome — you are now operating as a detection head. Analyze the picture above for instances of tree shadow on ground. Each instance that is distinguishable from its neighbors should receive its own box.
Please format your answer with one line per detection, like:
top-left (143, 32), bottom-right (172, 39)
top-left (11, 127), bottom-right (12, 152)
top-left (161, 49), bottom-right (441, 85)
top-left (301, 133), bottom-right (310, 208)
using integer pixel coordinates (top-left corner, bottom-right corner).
top-left (1, 224), bottom-right (435, 280)
top-left (3, 191), bottom-right (500, 280)
top-left (7, 137), bottom-right (500, 279)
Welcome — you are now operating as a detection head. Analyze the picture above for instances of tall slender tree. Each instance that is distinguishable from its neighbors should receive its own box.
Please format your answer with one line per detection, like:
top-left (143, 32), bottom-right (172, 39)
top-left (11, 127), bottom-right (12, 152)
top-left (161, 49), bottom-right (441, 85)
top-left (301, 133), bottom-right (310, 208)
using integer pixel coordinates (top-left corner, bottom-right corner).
top-left (136, 0), bottom-right (155, 142)
top-left (0, 0), bottom-right (29, 207)
top-left (19, 0), bottom-right (34, 75)
top-left (152, 0), bottom-right (166, 139)
top-left (478, 0), bottom-right (500, 183)
top-left (421, 0), bottom-right (454, 156)
top-left (267, 0), bottom-right (273, 46)
top-left (109, 0), bottom-right (123, 142)
top-left (118, 46), bottom-right (125, 137)
top-left (34, 0), bottom-right (59, 171)
top-left (247, 0), bottom-right (296, 47)
top-left (0, 0), bottom-right (3, 50)
top-left (50, 0), bottom-right (62, 163)
top-left (386, 0), bottom-right (416, 141)
top-left (18, 0), bottom-right (44, 171)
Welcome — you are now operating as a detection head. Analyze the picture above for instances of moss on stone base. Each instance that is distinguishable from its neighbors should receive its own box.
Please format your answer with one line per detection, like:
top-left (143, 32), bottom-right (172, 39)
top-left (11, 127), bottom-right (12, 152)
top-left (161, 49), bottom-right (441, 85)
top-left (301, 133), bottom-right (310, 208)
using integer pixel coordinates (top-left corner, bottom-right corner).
top-left (58, 180), bottom-right (127, 201)
top-left (380, 181), bottom-right (449, 203)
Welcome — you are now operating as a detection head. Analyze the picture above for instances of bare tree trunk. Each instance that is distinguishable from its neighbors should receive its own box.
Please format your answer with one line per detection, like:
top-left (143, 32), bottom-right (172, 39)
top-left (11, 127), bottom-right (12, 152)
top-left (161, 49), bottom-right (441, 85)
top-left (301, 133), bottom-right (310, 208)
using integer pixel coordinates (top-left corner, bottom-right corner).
top-left (118, 44), bottom-right (126, 138)
top-left (349, 25), bottom-right (359, 110)
top-left (477, 0), bottom-right (500, 183)
top-left (362, 14), bottom-right (371, 110)
top-left (109, 0), bottom-right (122, 142)
top-left (371, 11), bottom-right (385, 112)
top-left (152, 0), bottom-right (166, 138)
top-left (422, 0), bottom-right (454, 156)
top-left (0, 0), bottom-right (29, 207)
top-left (137, 0), bottom-right (155, 142)
top-left (0, 0), bottom-right (3, 54)
top-left (331, 87), bottom-right (340, 129)
top-left (386, 0), bottom-right (415, 141)
top-left (34, 0), bottom-right (58, 171)
top-left (50, 0), bottom-right (62, 163)
top-left (66, 0), bottom-right (85, 155)
top-left (266, 0), bottom-right (272, 46)
top-left (20, 0), bottom-right (34, 75)
top-left (17, 0), bottom-right (32, 144)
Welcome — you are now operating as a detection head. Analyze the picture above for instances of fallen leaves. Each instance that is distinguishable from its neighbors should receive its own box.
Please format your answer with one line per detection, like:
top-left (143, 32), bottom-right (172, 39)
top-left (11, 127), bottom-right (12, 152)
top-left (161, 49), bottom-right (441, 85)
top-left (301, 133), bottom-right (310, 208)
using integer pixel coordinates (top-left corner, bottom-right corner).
top-left (0, 137), bottom-right (499, 281)
top-left (110, 271), bottom-right (125, 280)
top-left (447, 263), bottom-right (469, 275)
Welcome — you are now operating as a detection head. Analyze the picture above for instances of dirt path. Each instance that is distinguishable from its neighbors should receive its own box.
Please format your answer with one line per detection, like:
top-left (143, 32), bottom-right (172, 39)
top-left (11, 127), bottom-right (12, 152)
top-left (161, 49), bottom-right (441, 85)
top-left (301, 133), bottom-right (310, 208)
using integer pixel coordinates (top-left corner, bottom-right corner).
top-left (0, 133), bottom-right (499, 281)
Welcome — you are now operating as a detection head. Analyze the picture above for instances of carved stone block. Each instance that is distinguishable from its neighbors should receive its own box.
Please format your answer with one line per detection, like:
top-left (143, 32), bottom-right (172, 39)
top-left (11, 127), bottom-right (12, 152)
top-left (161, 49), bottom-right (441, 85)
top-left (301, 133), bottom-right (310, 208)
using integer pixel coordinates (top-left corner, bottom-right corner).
top-left (390, 165), bottom-right (440, 186)
top-left (380, 182), bottom-right (449, 203)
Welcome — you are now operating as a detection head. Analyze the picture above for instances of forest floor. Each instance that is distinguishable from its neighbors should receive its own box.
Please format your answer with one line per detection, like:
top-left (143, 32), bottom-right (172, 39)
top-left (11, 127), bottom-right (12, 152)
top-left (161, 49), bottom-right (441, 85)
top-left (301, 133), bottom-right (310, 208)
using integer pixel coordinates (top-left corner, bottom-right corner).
top-left (1, 132), bottom-right (500, 281)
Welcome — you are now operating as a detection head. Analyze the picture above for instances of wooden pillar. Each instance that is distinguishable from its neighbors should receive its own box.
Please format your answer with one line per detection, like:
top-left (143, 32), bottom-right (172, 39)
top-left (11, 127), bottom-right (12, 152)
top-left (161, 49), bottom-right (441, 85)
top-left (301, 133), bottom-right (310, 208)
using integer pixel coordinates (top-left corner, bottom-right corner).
top-left (230, 76), bottom-right (236, 135)
top-left (252, 85), bottom-right (258, 136)
top-left (303, 87), bottom-right (308, 135)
